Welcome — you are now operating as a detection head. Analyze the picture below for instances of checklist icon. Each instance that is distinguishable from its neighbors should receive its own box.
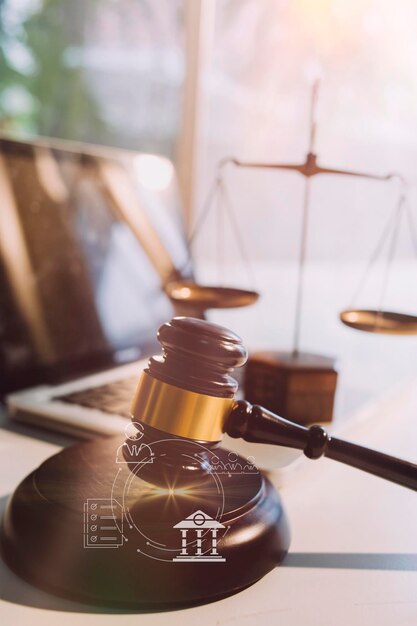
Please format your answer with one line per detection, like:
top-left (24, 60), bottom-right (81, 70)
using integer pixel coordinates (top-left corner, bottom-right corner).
top-left (83, 499), bottom-right (124, 548)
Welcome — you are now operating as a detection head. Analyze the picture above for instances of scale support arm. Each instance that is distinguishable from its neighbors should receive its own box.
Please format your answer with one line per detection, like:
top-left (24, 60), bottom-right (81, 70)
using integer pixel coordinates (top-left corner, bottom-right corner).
top-left (226, 400), bottom-right (417, 491)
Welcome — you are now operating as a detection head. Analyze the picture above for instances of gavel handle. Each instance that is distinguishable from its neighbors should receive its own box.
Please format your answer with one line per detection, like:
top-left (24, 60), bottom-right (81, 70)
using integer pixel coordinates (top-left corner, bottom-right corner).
top-left (226, 401), bottom-right (417, 491)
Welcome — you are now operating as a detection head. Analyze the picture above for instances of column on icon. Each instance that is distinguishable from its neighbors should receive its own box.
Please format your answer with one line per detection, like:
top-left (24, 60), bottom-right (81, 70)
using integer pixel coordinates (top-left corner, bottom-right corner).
top-left (196, 530), bottom-right (203, 555)
top-left (180, 529), bottom-right (188, 555)
top-left (210, 529), bottom-right (218, 555)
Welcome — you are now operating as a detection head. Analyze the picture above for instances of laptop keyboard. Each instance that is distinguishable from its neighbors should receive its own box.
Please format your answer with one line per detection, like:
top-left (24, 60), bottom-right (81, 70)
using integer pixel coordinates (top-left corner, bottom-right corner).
top-left (56, 377), bottom-right (138, 418)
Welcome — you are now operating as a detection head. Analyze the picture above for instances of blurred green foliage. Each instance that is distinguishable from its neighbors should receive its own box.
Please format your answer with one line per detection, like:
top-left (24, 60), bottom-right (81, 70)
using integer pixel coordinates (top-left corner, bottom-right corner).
top-left (0, 0), bottom-right (107, 142)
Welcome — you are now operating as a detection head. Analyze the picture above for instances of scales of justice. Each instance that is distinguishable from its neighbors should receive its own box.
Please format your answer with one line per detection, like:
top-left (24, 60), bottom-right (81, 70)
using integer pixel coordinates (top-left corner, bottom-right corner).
top-left (167, 81), bottom-right (417, 424)
top-left (2, 86), bottom-right (417, 610)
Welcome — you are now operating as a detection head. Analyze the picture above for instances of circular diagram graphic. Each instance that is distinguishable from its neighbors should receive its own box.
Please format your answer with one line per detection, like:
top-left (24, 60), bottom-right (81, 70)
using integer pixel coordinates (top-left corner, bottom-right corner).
top-left (111, 437), bottom-right (228, 563)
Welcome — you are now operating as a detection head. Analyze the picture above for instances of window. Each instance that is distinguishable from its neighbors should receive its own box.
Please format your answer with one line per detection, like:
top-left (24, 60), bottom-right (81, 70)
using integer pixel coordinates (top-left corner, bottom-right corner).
top-left (0, 0), bottom-right (185, 158)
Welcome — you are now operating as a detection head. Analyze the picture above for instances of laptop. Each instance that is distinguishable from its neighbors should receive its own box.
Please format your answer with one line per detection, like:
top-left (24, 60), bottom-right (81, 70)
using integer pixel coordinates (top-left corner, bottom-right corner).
top-left (0, 135), bottom-right (193, 438)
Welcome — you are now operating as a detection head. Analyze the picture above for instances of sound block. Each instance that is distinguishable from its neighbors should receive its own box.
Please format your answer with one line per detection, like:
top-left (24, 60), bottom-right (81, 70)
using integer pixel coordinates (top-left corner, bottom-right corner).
top-left (244, 350), bottom-right (338, 424)
top-left (0, 436), bottom-right (290, 609)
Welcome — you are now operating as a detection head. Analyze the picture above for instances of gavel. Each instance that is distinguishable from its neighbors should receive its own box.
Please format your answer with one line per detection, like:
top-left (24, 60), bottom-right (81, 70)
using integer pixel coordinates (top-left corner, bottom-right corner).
top-left (3, 315), bottom-right (416, 609)
top-left (125, 316), bottom-right (417, 491)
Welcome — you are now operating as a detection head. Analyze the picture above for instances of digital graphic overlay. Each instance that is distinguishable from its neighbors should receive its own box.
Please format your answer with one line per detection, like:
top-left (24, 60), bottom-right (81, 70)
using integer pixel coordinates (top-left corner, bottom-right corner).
top-left (83, 427), bottom-right (259, 564)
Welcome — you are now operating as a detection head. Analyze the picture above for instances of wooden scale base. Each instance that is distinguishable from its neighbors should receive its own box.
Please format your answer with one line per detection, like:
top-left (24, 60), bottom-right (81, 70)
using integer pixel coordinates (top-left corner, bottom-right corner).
top-left (0, 435), bottom-right (290, 609)
top-left (244, 351), bottom-right (338, 425)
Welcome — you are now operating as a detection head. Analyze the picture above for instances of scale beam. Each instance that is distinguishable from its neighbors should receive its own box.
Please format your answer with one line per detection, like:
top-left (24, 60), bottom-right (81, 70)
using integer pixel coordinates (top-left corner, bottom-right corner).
top-left (219, 154), bottom-right (398, 183)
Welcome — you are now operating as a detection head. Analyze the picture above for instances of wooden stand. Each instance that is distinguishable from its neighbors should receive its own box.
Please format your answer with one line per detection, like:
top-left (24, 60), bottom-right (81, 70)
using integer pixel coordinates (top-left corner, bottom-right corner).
top-left (244, 350), bottom-right (338, 425)
top-left (0, 436), bottom-right (290, 609)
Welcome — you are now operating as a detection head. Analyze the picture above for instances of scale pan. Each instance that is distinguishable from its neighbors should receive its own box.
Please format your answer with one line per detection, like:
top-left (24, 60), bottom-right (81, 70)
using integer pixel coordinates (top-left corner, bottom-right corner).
top-left (166, 281), bottom-right (259, 310)
top-left (340, 309), bottom-right (417, 335)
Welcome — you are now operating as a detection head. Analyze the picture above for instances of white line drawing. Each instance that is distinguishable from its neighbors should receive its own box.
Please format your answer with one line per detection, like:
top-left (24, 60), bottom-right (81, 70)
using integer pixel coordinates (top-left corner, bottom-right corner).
top-left (125, 421), bottom-right (145, 441)
top-left (83, 498), bottom-right (124, 548)
top-left (172, 510), bottom-right (226, 562)
top-left (115, 422), bottom-right (155, 464)
top-left (86, 437), bottom-right (228, 563)
top-left (204, 452), bottom-right (257, 475)
top-left (121, 440), bottom-right (226, 563)
top-left (116, 441), bottom-right (155, 464)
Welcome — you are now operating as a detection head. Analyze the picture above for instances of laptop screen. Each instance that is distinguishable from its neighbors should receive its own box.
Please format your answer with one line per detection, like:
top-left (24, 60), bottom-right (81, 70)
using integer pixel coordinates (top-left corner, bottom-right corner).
top-left (0, 136), bottom-right (192, 394)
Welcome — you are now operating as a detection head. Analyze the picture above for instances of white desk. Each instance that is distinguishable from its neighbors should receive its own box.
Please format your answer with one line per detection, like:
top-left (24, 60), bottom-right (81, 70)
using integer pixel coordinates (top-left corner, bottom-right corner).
top-left (1, 381), bottom-right (417, 626)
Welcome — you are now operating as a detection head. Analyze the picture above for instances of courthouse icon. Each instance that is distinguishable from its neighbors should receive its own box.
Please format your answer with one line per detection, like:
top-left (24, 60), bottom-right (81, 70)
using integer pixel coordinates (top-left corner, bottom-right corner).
top-left (172, 510), bottom-right (226, 562)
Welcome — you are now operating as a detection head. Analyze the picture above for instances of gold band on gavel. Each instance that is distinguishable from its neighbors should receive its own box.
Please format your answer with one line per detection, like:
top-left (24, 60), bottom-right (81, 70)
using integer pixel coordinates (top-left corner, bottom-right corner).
top-left (130, 371), bottom-right (234, 442)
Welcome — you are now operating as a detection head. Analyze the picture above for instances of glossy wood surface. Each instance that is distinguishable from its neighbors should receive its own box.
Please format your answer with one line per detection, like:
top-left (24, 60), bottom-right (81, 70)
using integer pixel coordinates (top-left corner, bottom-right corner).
top-left (340, 309), bottom-right (417, 334)
top-left (165, 281), bottom-right (259, 310)
top-left (227, 400), bottom-right (417, 491)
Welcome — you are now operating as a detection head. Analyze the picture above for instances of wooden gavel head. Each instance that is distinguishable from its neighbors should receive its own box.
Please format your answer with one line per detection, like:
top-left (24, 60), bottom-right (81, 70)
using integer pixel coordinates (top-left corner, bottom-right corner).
top-left (124, 316), bottom-right (248, 486)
